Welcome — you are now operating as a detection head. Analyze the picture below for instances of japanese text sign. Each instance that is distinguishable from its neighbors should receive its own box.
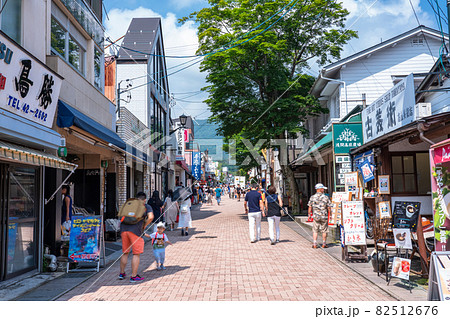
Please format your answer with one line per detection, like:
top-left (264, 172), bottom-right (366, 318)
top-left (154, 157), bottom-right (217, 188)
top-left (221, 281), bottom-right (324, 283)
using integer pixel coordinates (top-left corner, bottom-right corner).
top-left (192, 151), bottom-right (201, 180)
top-left (68, 216), bottom-right (102, 262)
top-left (175, 122), bottom-right (185, 161)
top-left (341, 201), bottom-right (366, 246)
top-left (333, 123), bottom-right (363, 154)
top-left (0, 32), bottom-right (62, 128)
top-left (362, 74), bottom-right (415, 143)
top-left (434, 144), bottom-right (450, 165)
top-left (357, 159), bottom-right (375, 183)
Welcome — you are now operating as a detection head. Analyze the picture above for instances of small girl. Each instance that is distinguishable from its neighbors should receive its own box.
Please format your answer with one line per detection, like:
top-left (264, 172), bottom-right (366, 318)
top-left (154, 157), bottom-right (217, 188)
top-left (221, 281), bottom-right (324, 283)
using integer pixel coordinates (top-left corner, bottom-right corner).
top-left (145, 222), bottom-right (172, 270)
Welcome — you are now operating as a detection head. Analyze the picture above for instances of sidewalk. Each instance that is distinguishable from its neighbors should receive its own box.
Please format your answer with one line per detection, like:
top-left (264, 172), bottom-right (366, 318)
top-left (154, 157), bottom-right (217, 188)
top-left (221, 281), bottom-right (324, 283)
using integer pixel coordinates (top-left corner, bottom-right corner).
top-left (53, 197), bottom-right (396, 301)
top-left (283, 218), bottom-right (427, 301)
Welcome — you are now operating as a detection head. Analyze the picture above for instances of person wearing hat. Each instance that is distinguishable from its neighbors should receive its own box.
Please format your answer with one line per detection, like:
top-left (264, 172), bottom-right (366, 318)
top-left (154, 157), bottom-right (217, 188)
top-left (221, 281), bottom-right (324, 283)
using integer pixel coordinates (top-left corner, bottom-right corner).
top-left (145, 222), bottom-right (173, 270)
top-left (308, 183), bottom-right (332, 248)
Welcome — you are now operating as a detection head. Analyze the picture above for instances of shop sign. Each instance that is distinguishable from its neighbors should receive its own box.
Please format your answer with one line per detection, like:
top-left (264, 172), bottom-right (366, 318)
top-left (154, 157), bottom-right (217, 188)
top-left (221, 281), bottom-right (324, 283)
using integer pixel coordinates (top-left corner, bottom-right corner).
top-left (68, 216), bottom-right (102, 262)
top-left (335, 155), bottom-right (351, 188)
top-left (0, 32), bottom-right (62, 128)
top-left (357, 159), bottom-right (375, 183)
top-left (362, 74), bottom-right (415, 143)
top-left (341, 200), bottom-right (366, 245)
top-left (192, 151), bottom-right (201, 180)
top-left (391, 257), bottom-right (411, 280)
top-left (175, 122), bottom-right (185, 161)
top-left (344, 172), bottom-right (358, 192)
top-left (392, 201), bottom-right (421, 231)
top-left (332, 123), bottom-right (363, 154)
top-left (435, 144), bottom-right (450, 165)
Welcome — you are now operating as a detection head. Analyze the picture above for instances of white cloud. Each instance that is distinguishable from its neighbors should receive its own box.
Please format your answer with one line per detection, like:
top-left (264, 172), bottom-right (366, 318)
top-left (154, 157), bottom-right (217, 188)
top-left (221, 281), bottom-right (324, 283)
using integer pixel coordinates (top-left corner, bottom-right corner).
top-left (169, 0), bottom-right (207, 10)
top-left (105, 7), bottom-right (211, 120)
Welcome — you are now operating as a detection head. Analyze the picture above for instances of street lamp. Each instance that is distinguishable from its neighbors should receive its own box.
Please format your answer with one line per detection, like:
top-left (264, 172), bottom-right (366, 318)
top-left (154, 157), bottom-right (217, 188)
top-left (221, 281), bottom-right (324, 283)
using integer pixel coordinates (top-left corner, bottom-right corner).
top-left (170, 114), bottom-right (189, 134)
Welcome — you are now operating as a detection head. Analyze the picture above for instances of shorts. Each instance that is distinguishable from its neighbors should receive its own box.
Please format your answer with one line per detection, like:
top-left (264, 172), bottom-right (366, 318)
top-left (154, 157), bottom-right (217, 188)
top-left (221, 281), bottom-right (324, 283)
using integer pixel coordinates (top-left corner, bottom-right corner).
top-left (121, 231), bottom-right (144, 255)
top-left (313, 219), bottom-right (328, 234)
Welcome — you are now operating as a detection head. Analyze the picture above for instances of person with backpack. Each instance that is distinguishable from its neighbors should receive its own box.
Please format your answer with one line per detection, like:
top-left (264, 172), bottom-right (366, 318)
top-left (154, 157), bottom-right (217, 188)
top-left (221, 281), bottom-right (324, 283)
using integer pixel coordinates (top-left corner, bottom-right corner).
top-left (148, 190), bottom-right (164, 232)
top-left (118, 192), bottom-right (154, 282)
top-left (265, 186), bottom-right (284, 245)
top-left (162, 190), bottom-right (179, 231)
top-left (145, 222), bottom-right (173, 270)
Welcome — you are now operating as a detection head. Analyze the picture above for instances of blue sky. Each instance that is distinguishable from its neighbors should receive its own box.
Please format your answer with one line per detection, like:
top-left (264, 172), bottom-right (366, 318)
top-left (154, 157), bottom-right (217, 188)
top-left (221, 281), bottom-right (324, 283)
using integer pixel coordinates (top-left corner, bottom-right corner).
top-left (104, 0), bottom-right (450, 120)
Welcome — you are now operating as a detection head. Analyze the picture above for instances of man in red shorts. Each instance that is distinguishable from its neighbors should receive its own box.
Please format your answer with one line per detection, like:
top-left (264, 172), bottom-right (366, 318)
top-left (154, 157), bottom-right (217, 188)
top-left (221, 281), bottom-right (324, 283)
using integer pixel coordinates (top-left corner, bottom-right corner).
top-left (119, 192), bottom-right (154, 282)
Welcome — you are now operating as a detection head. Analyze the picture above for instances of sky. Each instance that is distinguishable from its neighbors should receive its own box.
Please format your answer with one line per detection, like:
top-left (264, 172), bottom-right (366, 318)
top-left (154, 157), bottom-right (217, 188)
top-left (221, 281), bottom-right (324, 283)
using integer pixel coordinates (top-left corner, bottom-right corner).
top-left (103, 0), bottom-right (449, 120)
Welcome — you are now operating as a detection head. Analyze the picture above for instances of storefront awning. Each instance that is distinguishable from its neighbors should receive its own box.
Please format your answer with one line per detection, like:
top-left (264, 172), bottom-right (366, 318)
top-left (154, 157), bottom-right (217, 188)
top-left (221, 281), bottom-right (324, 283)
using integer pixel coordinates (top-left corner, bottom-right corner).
top-left (176, 160), bottom-right (190, 173)
top-left (0, 141), bottom-right (77, 171)
top-left (292, 132), bottom-right (332, 165)
top-left (57, 100), bottom-right (126, 149)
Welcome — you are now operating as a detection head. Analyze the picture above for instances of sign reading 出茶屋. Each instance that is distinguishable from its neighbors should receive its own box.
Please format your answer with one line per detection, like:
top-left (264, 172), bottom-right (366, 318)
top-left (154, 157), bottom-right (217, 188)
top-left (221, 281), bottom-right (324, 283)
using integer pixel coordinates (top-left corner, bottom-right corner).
top-left (332, 123), bottom-right (363, 154)
top-left (362, 73), bottom-right (415, 143)
top-left (0, 32), bottom-right (62, 128)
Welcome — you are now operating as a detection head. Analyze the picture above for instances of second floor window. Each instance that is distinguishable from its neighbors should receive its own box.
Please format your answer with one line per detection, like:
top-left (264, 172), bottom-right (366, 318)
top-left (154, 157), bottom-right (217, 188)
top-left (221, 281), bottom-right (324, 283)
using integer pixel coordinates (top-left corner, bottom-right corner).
top-left (51, 17), bottom-right (85, 75)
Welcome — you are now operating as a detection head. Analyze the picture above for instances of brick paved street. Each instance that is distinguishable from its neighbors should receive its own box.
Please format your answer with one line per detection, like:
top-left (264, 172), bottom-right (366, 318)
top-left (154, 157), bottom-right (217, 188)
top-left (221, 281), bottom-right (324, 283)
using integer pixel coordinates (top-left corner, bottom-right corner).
top-left (58, 197), bottom-right (395, 301)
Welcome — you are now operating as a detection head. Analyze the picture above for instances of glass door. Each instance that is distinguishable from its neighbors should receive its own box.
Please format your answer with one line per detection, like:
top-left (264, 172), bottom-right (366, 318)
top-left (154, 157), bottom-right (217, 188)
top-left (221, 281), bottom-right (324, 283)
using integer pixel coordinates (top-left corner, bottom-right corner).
top-left (5, 165), bottom-right (38, 279)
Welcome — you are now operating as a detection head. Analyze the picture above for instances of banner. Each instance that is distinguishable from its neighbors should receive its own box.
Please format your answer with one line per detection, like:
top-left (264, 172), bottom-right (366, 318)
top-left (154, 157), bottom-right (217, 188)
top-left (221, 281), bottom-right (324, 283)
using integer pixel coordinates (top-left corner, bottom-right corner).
top-left (342, 201), bottom-right (366, 246)
top-left (357, 159), bottom-right (375, 183)
top-left (68, 216), bottom-right (102, 262)
top-left (192, 151), bottom-right (201, 180)
top-left (175, 123), bottom-right (185, 161)
top-left (362, 73), bottom-right (415, 143)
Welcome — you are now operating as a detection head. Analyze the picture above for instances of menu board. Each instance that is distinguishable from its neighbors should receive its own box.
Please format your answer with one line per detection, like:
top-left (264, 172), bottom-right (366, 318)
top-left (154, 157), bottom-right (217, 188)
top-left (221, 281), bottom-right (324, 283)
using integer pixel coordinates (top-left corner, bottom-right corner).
top-left (344, 172), bottom-right (358, 192)
top-left (392, 201), bottom-right (421, 231)
top-left (342, 201), bottom-right (366, 245)
top-left (391, 257), bottom-right (411, 280)
top-left (68, 216), bottom-right (102, 262)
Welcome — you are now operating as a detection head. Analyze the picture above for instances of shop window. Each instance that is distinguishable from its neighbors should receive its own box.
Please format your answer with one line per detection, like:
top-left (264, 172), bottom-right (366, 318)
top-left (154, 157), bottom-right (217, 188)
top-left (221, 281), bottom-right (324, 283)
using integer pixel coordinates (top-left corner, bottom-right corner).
top-left (391, 153), bottom-right (430, 195)
top-left (68, 36), bottom-right (84, 73)
top-left (51, 18), bottom-right (66, 56)
top-left (94, 47), bottom-right (103, 89)
top-left (0, 0), bottom-right (21, 44)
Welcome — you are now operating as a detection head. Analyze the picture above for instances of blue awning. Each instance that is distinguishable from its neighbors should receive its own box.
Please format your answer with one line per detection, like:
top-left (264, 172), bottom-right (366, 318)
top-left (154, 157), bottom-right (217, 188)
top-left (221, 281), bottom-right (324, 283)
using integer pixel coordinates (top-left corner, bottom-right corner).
top-left (57, 100), bottom-right (126, 149)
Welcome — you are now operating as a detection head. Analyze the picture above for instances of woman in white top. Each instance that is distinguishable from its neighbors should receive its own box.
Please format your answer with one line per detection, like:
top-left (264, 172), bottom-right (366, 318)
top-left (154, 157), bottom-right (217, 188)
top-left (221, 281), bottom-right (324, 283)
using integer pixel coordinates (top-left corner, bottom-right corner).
top-left (177, 188), bottom-right (192, 236)
top-left (162, 190), bottom-right (179, 231)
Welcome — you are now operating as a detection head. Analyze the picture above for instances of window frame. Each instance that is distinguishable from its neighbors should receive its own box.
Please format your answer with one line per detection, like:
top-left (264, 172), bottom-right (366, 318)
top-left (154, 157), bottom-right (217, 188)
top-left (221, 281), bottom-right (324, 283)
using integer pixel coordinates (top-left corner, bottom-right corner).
top-left (390, 152), bottom-right (430, 195)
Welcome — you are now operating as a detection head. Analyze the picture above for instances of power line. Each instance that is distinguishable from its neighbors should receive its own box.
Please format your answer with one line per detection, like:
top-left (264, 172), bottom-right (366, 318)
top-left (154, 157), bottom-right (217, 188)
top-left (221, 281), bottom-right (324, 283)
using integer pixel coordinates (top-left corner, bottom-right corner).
top-left (408, 0), bottom-right (437, 63)
top-left (0, 0), bottom-right (9, 15)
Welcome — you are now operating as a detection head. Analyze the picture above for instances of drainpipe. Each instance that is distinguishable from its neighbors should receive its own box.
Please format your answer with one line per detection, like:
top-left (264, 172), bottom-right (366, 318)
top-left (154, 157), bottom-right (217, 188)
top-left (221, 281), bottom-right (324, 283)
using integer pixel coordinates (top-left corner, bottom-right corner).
top-left (417, 122), bottom-right (434, 145)
top-left (320, 75), bottom-right (348, 117)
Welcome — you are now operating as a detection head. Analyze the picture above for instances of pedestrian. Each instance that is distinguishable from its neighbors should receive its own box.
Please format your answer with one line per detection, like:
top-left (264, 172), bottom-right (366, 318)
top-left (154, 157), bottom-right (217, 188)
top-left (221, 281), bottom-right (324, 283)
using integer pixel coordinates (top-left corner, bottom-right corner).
top-left (236, 184), bottom-right (242, 201)
top-left (119, 192), bottom-right (154, 282)
top-left (162, 190), bottom-right (179, 231)
top-left (178, 188), bottom-right (192, 236)
top-left (308, 183), bottom-right (332, 249)
top-left (145, 222), bottom-right (173, 270)
top-left (61, 185), bottom-right (73, 225)
top-left (244, 183), bottom-right (265, 243)
top-left (215, 185), bottom-right (222, 205)
top-left (229, 185), bottom-right (234, 199)
top-left (265, 186), bottom-right (284, 245)
top-left (198, 187), bottom-right (204, 203)
top-left (207, 187), bottom-right (213, 205)
top-left (148, 190), bottom-right (164, 232)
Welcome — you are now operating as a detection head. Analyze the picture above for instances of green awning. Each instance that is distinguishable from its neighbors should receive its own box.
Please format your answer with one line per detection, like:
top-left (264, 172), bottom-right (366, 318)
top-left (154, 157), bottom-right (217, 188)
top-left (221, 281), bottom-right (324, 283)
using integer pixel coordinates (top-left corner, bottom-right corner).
top-left (293, 132), bottom-right (332, 164)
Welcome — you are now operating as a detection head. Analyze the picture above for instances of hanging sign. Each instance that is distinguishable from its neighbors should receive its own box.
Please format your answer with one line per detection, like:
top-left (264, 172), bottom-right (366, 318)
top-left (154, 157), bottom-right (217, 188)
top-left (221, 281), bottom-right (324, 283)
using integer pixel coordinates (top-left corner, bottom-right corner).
top-left (357, 159), bottom-right (375, 183)
top-left (0, 31), bottom-right (62, 128)
top-left (192, 151), bottom-right (201, 180)
top-left (175, 123), bottom-right (185, 161)
top-left (68, 216), bottom-right (102, 262)
top-left (341, 201), bottom-right (366, 245)
top-left (362, 73), bottom-right (415, 143)
top-left (332, 123), bottom-right (363, 154)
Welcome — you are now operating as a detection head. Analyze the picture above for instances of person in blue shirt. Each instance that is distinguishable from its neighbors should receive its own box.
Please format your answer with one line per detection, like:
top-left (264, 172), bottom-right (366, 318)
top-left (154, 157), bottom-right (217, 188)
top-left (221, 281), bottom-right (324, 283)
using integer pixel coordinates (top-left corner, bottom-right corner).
top-left (244, 183), bottom-right (265, 243)
top-left (215, 186), bottom-right (223, 205)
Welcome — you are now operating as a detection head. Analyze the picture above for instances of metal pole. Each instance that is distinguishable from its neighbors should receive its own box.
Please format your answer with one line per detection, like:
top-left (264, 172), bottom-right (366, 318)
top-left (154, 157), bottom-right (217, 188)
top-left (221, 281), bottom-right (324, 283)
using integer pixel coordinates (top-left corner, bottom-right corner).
top-left (116, 81), bottom-right (121, 118)
top-left (448, 1), bottom-right (450, 52)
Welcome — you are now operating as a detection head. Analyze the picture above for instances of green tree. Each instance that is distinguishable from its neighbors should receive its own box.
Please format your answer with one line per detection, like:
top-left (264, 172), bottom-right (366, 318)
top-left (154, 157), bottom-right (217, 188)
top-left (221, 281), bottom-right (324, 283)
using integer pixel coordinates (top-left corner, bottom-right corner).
top-left (184, 0), bottom-right (357, 213)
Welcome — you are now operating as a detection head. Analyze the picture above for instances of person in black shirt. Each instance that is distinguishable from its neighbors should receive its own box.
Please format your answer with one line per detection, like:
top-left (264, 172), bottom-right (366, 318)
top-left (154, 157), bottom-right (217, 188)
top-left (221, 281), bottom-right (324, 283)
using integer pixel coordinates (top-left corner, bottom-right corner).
top-left (236, 184), bottom-right (242, 201)
top-left (244, 184), bottom-right (265, 243)
top-left (265, 186), bottom-right (284, 245)
top-left (148, 191), bottom-right (164, 232)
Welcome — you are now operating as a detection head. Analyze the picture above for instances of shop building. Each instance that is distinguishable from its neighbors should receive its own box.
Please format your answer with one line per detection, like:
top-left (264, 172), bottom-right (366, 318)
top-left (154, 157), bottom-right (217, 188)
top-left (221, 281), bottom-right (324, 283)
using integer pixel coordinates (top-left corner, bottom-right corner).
top-left (116, 17), bottom-right (171, 196)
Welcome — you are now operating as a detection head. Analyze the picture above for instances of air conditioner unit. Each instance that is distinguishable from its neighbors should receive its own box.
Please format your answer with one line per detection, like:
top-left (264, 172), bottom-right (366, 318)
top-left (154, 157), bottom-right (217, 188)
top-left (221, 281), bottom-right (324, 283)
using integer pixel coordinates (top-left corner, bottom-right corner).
top-left (415, 103), bottom-right (431, 119)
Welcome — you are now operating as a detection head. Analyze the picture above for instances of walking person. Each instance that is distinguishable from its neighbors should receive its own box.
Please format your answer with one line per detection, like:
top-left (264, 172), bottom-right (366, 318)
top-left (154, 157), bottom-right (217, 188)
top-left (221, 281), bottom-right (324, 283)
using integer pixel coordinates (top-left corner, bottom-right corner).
top-left (178, 187), bottom-right (193, 236)
top-left (215, 185), bottom-right (223, 205)
top-left (162, 190), bottom-right (179, 231)
top-left (308, 183), bottom-right (332, 249)
top-left (145, 222), bottom-right (173, 270)
top-left (244, 183), bottom-right (265, 243)
top-left (265, 186), bottom-right (284, 245)
top-left (207, 187), bottom-right (213, 205)
top-left (148, 190), bottom-right (164, 232)
top-left (61, 185), bottom-right (73, 226)
top-left (236, 184), bottom-right (242, 201)
top-left (119, 192), bottom-right (154, 282)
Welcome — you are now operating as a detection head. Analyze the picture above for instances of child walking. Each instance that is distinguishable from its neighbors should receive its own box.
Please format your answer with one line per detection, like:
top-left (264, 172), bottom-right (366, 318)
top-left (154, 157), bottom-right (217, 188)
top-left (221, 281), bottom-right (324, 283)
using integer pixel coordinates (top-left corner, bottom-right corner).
top-left (145, 222), bottom-right (172, 270)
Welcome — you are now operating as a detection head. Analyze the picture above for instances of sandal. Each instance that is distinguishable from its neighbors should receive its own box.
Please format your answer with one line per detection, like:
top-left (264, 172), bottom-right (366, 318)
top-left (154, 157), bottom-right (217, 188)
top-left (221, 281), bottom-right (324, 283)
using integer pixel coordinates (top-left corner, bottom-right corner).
top-left (322, 244), bottom-right (328, 248)
top-left (312, 244), bottom-right (318, 249)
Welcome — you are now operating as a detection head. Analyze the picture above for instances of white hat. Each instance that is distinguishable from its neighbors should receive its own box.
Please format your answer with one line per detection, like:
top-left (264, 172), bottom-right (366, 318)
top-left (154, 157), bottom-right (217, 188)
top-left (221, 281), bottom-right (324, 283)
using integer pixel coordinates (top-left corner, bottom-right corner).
top-left (315, 183), bottom-right (327, 190)
top-left (156, 222), bottom-right (166, 229)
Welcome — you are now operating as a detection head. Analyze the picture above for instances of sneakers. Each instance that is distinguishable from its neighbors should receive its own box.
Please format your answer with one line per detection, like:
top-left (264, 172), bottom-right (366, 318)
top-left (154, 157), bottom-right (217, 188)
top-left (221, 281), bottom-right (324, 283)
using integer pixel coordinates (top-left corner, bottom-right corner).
top-left (129, 275), bottom-right (144, 282)
top-left (270, 240), bottom-right (275, 245)
top-left (181, 229), bottom-right (185, 236)
top-left (276, 239), bottom-right (280, 243)
top-left (161, 264), bottom-right (166, 270)
top-left (185, 231), bottom-right (189, 236)
top-left (118, 273), bottom-right (126, 280)
top-left (312, 243), bottom-right (318, 249)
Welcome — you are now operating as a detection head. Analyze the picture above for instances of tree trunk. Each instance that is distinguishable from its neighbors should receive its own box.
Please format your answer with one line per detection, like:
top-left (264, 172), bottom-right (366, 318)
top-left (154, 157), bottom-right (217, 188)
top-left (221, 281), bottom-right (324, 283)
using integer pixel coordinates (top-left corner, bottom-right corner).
top-left (277, 145), bottom-right (300, 215)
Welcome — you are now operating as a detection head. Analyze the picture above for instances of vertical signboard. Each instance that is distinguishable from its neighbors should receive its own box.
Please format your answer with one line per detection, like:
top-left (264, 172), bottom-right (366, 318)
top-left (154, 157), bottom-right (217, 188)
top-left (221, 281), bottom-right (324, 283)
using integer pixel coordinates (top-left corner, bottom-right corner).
top-left (430, 139), bottom-right (450, 252)
top-left (175, 123), bottom-right (185, 161)
top-left (335, 155), bottom-right (351, 189)
top-left (342, 201), bottom-right (366, 245)
top-left (192, 151), bottom-right (201, 180)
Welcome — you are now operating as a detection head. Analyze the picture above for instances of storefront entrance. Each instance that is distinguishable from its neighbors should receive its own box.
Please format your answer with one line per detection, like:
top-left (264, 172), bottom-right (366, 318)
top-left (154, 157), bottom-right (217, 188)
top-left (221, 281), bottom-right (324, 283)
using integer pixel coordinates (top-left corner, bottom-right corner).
top-left (0, 164), bottom-right (39, 281)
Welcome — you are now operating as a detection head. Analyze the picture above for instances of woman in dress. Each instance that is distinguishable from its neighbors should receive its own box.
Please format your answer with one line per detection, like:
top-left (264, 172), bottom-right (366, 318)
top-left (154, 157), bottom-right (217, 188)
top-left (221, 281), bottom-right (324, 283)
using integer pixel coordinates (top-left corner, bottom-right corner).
top-left (162, 190), bottom-right (179, 231)
top-left (178, 187), bottom-right (192, 236)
